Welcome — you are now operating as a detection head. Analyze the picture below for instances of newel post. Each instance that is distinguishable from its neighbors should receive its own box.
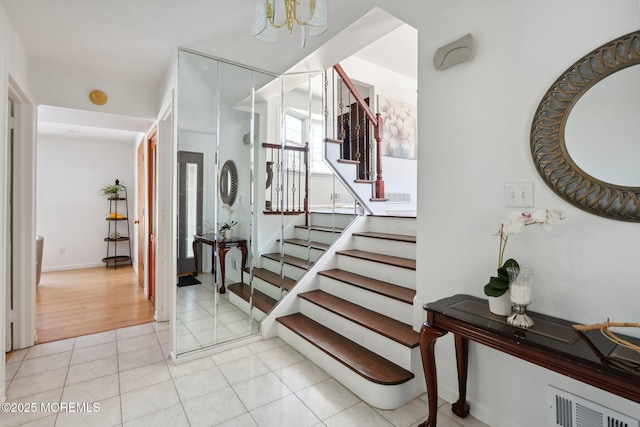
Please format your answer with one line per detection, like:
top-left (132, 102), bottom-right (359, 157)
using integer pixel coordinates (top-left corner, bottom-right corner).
top-left (373, 113), bottom-right (385, 200)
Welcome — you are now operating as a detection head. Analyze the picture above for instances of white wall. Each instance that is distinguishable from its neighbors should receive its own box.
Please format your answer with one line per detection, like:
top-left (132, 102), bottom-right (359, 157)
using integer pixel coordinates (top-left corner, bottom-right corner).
top-left (37, 134), bottom-right (136, 271)
top-left (377, 0), bottom-right (640, 425)
top-left (0, 4), bottom-right (30, 95)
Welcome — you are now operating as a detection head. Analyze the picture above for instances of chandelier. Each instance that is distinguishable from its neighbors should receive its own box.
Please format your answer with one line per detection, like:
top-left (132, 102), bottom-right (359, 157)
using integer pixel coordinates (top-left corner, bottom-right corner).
top-left (252, 0), bottom-right (328, 48)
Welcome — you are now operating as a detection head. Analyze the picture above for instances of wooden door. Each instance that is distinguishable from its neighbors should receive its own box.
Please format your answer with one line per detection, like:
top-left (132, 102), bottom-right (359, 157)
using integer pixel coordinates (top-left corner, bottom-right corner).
top-left (148, 132), bottom-right (157, 303)
top-left (136, 140), bottom-right (145, 289)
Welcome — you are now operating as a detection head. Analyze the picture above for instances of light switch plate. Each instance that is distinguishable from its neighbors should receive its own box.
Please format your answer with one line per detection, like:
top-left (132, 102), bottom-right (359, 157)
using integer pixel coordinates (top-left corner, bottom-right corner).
top-left (504, 182), bottom-right (533, 207)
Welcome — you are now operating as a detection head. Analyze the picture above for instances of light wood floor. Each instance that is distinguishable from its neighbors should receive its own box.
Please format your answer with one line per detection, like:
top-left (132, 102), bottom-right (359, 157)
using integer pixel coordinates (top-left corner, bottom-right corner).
top-left (36, 266), bottom-right (155, 344)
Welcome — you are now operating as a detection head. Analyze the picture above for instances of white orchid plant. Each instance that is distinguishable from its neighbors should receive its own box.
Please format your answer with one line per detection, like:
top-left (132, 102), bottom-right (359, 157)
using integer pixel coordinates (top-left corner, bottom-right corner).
top-left (484, 208), bottom-right (565, 297)
top-left (219, 203), bottom-right (237, 231)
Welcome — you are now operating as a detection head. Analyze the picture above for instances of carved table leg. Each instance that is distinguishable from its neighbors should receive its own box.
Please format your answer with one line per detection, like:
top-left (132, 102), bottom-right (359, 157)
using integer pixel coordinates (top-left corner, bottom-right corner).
top-left (192, 240), bottom-right (199, 277)
top-left (452, 334), bottom-right (470, 417)
top-left (239, 243), bottom-right (247, 285)
top-left (218, 247), bottom-right (229, 294)
top-left (418, 321), bottom-right (447, 427)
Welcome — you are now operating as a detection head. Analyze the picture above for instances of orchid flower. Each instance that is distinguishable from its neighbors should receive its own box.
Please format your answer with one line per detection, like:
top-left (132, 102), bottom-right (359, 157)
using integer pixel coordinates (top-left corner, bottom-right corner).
top-left (495, 208), bottom-right (565, 268)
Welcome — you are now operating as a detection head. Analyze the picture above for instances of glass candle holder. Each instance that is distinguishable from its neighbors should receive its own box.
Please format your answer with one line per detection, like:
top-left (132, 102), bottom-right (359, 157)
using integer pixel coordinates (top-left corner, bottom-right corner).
top-left (507, 267), bottom-right (534, 328)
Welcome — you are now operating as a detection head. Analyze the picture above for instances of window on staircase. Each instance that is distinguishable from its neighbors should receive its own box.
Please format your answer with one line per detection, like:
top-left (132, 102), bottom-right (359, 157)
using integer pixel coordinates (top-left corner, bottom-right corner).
top-left (286, 110), bottom-right (330, 174)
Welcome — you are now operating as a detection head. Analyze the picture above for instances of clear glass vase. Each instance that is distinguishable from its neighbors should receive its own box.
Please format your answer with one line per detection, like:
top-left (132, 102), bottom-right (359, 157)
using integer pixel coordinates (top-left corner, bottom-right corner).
top-left (507, 267), bottom-right (534, 328)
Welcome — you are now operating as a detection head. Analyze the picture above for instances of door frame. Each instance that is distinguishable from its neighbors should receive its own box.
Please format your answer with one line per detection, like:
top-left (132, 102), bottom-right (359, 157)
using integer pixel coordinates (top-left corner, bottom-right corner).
top-left (155, 99), bottom-right (174, 324)
top-left (7, 76), bottom-right (37, 351)
top-left (1, 63), bottom-right (37, 401)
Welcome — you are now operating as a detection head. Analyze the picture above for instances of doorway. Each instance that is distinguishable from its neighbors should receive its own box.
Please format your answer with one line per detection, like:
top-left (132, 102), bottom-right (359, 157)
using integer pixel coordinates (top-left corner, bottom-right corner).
top-left (177, 151), bottom-right (204, 276)
top-left (34, 106), bottom-right (155, 343)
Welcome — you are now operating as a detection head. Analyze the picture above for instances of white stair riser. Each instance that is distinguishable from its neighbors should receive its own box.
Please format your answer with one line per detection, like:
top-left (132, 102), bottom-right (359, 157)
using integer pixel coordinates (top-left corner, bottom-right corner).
top-left (352, 236), bottom-right (416, 260)
top-left (367, 216), bottom-right (416, 236)
top-left (299, 299), bottom-right (413, 370)
top-left (282, 243), bottom-right (324, 263)
top-left (294, 228), bottom-right (341, 245)
top-left (248, 276), bottom-right (286, 301)
top-left (278, 323), bottom-right (424, 409)
top-left (227, 292), bottom-right (267, 322)
top-left (261, 257), bottom-right (308, 281)
top-left (336, 256), bottom-right (415, 289)
top-left (309, 212), bottom-right (356, 229)
top-left (308, 212), bottom-right (352, 228)
top-left (318, 276), bottom-right (413, 325)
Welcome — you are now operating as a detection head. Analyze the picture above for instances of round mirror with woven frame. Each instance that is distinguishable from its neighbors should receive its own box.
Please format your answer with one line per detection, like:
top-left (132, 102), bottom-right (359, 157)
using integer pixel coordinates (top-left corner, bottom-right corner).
top-left (219, 160), bottom-right (238, 206)
top-left (531, 30), bottom-right (640, 221)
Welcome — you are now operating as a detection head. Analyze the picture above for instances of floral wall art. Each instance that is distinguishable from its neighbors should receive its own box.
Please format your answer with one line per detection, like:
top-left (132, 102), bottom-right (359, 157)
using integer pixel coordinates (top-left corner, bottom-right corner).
top-left (378, 95), bottom-right (417, 159)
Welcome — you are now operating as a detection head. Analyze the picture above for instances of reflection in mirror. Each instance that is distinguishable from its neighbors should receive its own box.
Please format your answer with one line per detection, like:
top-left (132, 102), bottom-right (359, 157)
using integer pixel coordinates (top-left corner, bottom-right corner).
top-left (565, 65), bottom-right (640, 187)
top-left (253, 72), bottom-right (360, 316)
top-left (174, 49), bottom-right (270, 357)
top-left (173, 50), bottom-right (363, 359)
top-left (219, 160), bottom-right (238, 206)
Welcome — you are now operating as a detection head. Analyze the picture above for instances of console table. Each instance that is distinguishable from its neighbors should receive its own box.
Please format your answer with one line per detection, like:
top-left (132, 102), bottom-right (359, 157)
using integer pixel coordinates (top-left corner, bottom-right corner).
top-left (419, 294), bottom-right (640, 427)
top-left (192, 234), bottom-right (247, 294)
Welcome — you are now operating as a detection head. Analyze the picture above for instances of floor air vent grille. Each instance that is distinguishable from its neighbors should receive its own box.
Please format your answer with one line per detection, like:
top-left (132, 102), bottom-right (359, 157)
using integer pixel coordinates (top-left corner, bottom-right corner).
top-left (549, 386), bottom-right (638, 427)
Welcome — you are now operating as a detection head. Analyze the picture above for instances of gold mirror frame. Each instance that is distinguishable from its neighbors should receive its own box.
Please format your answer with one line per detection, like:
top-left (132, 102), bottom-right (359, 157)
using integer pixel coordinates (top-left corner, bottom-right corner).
top-left (219, 160), bottom-right (238, 206)
top-left (531, 30), bottom-right (640, 221)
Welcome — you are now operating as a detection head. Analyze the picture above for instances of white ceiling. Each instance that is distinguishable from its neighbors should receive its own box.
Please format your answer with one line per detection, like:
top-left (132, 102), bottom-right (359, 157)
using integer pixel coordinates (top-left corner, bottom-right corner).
top-left (1, 1), bottom-right (416, 142)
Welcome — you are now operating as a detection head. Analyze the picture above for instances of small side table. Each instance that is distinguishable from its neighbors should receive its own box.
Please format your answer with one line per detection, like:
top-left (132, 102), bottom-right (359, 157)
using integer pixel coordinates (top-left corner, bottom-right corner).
top-left (192, 234), bottom-right (247, 294)
top-left (418, 294), bottom-right (640, 427)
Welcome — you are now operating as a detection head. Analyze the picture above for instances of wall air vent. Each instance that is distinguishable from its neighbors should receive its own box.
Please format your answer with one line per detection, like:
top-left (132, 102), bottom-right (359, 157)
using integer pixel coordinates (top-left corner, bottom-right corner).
top-left (549, 386), bottom-right (638, 427)
top-left (386, 192), bottom-right (411, 204)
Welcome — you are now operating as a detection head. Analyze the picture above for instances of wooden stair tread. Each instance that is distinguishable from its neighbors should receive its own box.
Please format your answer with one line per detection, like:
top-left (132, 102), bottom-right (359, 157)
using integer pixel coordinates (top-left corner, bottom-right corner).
top-left (336, 249), bottom-right (416, 270)
top-left (295, 224), bottom-right (344, 233)
top-left (353, 231), bottom-right (416, 243)
top-left (337, 159), bottom-right (360, 165)
top-left (245, 267), bottom-right (296, 291)
top-left (263, 253), bottom-right (314, 270)
top-left (299, 290), bottom-right (418, 348)
top-left (318, 269), bottom-right (415, 304)
top-left (227, 282), bottom-right (276, 314)
top-left (277, 313), bottom-right (414, 385)
top-left (280, 238), bottom-right (329, 251)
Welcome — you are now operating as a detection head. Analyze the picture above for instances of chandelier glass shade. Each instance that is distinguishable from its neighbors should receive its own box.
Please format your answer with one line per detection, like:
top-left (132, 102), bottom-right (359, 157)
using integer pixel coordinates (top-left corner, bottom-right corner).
top-left (252, 0), bottom-right (328, 48)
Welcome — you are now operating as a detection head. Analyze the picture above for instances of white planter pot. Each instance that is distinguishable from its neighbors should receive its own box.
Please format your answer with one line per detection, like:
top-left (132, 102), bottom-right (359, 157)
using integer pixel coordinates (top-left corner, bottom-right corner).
top-left (488, 290), bottom-right (512, 316)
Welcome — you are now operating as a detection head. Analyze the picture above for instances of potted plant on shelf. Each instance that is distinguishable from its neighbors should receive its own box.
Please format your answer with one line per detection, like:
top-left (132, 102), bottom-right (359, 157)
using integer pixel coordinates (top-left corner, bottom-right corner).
top-left (485, 208), bottom-right (564, 315)
top-left (100, 180), bottom-right (125, 198)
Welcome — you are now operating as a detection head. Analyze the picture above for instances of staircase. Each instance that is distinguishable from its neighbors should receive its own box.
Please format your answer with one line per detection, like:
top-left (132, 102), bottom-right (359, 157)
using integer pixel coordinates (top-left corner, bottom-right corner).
top-left (227, 211), bottom-right (355, 320)
top-left (274, 215), bottom-right (422, 409)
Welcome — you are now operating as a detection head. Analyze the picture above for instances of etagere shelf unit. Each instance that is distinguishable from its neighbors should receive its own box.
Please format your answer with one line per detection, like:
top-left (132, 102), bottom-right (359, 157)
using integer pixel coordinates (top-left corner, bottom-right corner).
top-left (102, 180), bottom-right (132, 269)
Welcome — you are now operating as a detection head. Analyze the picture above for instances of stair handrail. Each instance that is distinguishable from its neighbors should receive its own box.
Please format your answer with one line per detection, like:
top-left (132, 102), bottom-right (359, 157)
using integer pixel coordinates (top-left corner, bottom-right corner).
top-left (333, 63), bottom-right (385, 200)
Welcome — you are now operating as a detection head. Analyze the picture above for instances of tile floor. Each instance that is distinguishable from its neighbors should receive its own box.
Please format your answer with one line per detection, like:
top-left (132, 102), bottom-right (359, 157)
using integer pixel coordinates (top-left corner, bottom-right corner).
top-left (177, 273), bottom-right (259, 353)
top-left (4, 322), bottom-right (489, 426)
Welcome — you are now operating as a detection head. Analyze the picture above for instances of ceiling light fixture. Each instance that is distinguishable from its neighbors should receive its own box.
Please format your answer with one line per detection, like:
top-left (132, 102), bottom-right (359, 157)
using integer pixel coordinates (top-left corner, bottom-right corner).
top-left (252, 0), bottom-right (328, 48)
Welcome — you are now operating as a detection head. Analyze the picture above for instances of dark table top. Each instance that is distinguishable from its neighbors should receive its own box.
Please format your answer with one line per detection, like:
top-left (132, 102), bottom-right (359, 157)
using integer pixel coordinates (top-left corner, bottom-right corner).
top-left (425, 294), bottom-right (640, 383)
